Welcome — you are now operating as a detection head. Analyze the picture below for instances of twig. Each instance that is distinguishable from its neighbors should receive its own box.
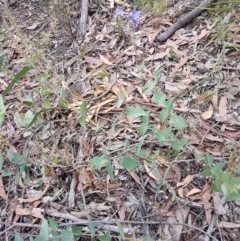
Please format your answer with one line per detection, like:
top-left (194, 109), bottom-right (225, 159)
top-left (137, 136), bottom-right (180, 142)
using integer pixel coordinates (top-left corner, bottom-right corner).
top-left (158, 0), bottom-right (217, 42)
top-left (0, 219), bottom-right (218, 240)
top-left (204, 213), bottom-right (218, 241)
top-left (77, 0), bottom-right (89, 37)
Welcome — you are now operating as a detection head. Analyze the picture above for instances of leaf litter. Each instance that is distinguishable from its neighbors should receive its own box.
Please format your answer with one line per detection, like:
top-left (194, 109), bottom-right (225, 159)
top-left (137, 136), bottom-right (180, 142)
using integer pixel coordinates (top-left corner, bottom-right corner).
top-left (0, 0), bottom-right (240, 240)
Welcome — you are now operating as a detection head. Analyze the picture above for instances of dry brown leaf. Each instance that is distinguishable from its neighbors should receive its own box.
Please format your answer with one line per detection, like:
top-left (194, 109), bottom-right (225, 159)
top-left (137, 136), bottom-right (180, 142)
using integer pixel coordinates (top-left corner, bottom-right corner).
top-left (213, 193), bottom-right (226, 215)
top-left (71, 210), bottom-right (89, 218)
top-left (211, 94), bottom-right (218, 110)
top-left (175, 55), bottom-right (189, 70)
top-left (84, 56), bottom-right (102, 68)
top-left (128, 170), bottom-right (141, 185)
top-left (27, 22), bottom-right (42, 30)
top-left (69, 172), bottom-right (78, 208)
top-left (143, 28), bottom-right (161, 44)
top-left (165, 82), bottom-right (189, 96)
top-left (145, 52), bottom-right (167, 61)
top-left (18, 177), bottom-right (28, 190)
top-left (15, 206), bottom-right (43, 219)
top-left (116, 195), bottom-right (125, 221)
top-left (186, 188), bottom-right (202, 197)
top-left (144, 160), bottom-right (162, 181)
top-left (0, 176), bottom-right (7, 200)
top-left (197, 29), bottom-right (211, 40)
top-left (201, 104), bottom-right (213, 120)
top-left (193, 92), bottom-right (214, 104)
top-left (175, 207), bottom-right (190, 241)
top-left (205, 134), bottom-right (223, 143)
top-left (18, 180), bottom-right (51, 203)
top-left (99, 54), bottom-right (113, 65)
top-left (219, 96), bottom-right (228, 120)
top-left (177, 175), bottom-right (193, 188)
top-left (201, 183), bottom-right (212, 225)
top-left (218, 221), bottom-right (240, 228)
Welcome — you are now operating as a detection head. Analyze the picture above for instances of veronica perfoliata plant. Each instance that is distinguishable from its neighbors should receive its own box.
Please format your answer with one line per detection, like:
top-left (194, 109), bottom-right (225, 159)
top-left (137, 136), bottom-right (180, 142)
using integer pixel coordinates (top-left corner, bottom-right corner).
top-left (114, 5), bottom-right (141, 25)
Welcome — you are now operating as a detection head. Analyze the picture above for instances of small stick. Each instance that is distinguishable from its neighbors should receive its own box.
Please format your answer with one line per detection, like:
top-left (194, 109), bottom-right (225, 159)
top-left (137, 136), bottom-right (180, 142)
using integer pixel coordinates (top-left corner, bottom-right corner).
top-left (77, 0), bottom-right (89, 37)
top-left (158, 0), bottom-right (217, 42)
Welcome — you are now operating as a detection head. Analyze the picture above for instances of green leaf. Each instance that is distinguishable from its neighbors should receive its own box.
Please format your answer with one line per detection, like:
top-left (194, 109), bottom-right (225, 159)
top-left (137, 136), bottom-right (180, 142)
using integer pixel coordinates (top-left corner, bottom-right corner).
top-left (159, 109), bottom-right (169, 123)
top-left (116, 87), bottom-right (125, 108)
top-left (120, 156), bottom-right (140, 170)
top-left (201, 167), bottom-right (213, 177)
top-left (143, 234), bottom-right (152, 241)
top-left (60, 229), bottom-right (74, 241)
top-left (35, 218), bottom-right (49, 241)
top-left (79, 102), bottom-right (87, 128)
top-left (211, 162), bottom-right (226, 177)
top-left (89, 156), bottom-right (110, 170)
top-left (221, 176), bottom-right (240, 201)
top-left (23, 94), bottom-right (34, 106)
top-left (142, 78), bottom-right (158, 93)
top-left (139, 113), bottom-right (149, 136)
top-left (58, 89), bottom-right (67, 109)
top-left (52, 231), bottom-right (61, 241)
top-left (14, 233), bottom-right (24, 241)
top-left (166, 99), bottom-right (174, 112)
top-left (0, 152), bottom-right (3, 172)
top-left (171, 138), bottom-right (188, 151)
top-left (48, 217), bottom-right (58, 231)
top-left (169, 114), bottom-right (187, 130)
top-left (153, 68), bottom-right (161, 81)
top-left (3, 66), bottom-right (32, 97)
top-left (71, 226), bottom-right (82, 237)
top-left (134, 136), bottom-right (145, 154)
top-left (0, 48), bottom-right (3, 73)
top-left (0, 94), bottom-right (6, 127)
top-left (126, 106), bottom-right (146, 118)
top-left (88, 215), bottom-right (95, 238)
top-left (7, 149), bottom-right (21, 164)
top-left (95, 121), bottom-right (102, 132)
top-left (211, 171), bottom-right (228, 191)
top-left (194, 153), bottom-right (205, 161)
top-left (106, 161), bottom-right (114, 180)
top-left (151, 90), bottom-right (167, 107)
top-left (153, 125), bottom-right (165, 143)
top-left (205, 153), bottom-right (214, 166)
top-left (117, 222), bottom-right (125, 240)
top-left (153, 126), bottom-right (173, 143)
top-left (97, 231), bottom-right (111, 241)
top-left (14, 110), bottom-right (34, 127)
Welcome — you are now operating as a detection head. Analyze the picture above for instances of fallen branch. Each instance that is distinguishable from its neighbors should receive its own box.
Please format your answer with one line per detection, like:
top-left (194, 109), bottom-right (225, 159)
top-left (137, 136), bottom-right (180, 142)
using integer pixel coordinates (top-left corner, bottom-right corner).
top-left (157, 0), bottom-right (216, 42)
top-left (77, 0), bottom-right (89, 37)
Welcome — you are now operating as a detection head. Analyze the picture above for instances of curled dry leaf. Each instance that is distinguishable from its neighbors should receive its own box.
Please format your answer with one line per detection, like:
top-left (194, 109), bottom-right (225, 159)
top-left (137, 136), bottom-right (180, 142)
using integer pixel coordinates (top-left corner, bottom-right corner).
top-left (144, 160), bottom-right (162, 182)
top-left (211, 94), bottom-right (218, 110)
top-left (186, 187), bottom-right (202, 198)
top-left (201, 183), bottom-right (212, 225)
top-left (0, 176), bottom-right (7, 200)
top-left (201, 104), bottom-right (213, 120)
top-left (219, 96), bottom-right (228, 120)
top-left (218, 221), bottom-right (240, 228)
top-left (15, 206), bottom-right (43, 219)
top-left (177, 174), bottom-right (193, 188)
top-left (99, 54), bottom-right (114, 65)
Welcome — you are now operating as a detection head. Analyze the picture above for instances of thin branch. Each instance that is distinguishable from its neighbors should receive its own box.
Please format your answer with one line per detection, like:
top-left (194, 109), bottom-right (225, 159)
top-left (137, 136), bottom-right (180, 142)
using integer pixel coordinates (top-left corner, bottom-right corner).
top-left (77, 0), bottom-right (89, 37)
top-left (158, 0), bottom-right (217, 42)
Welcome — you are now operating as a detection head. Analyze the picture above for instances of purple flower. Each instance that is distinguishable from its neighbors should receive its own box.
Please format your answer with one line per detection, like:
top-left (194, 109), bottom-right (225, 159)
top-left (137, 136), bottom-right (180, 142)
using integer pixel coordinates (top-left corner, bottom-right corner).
top-left (115, 5), bottom-right (125, 16)
top-left (128, 10), bottom-right (141, 25)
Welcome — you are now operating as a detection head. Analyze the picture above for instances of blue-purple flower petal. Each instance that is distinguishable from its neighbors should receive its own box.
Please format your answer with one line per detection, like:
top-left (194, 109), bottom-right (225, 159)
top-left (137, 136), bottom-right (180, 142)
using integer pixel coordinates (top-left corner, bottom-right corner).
top-left (128, 10), bottom-right (141, 24)
top-left (115, 5), bottom-right (125, 16)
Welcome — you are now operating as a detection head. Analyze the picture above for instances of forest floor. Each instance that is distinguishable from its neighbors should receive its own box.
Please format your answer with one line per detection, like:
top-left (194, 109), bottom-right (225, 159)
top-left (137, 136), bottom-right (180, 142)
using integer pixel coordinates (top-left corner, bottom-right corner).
top-left (0, 0), bottom-right (240, 240)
